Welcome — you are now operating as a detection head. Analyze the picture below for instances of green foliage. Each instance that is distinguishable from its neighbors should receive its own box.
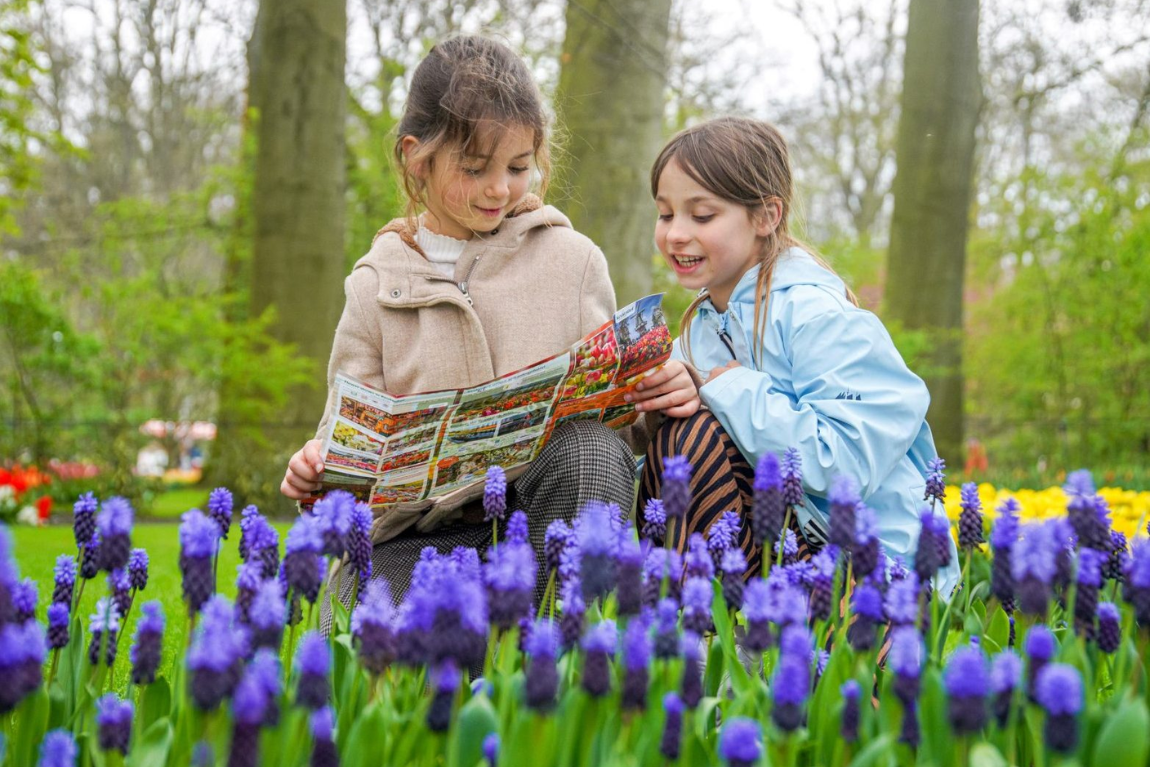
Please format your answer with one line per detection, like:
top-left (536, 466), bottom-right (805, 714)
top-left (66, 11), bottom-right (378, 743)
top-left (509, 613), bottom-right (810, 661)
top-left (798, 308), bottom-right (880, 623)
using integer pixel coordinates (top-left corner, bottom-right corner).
top-left (0, 0), bottom-right (41, 240)
top-left (966, 148), bottom-right (1150, 474)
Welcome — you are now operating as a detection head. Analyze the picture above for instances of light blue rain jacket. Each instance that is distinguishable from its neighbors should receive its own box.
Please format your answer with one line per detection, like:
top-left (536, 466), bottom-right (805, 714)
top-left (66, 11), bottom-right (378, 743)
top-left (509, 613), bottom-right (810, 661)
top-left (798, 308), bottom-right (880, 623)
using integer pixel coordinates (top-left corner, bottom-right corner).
top-left (676, 248), bottom-right (960, 596)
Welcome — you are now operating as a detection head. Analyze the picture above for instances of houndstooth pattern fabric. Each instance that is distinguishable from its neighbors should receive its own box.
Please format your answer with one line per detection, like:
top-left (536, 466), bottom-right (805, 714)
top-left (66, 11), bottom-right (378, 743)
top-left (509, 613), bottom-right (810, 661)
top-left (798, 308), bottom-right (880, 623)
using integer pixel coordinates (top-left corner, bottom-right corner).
top-left (320, 419), bottom-right (637, 637)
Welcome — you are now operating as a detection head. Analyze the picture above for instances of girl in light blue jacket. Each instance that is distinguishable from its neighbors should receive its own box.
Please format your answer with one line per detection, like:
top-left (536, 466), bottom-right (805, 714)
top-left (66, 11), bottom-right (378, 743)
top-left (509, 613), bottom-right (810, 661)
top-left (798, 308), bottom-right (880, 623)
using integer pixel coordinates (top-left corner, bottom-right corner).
top-left (635, 116), bottom-right (959, 595)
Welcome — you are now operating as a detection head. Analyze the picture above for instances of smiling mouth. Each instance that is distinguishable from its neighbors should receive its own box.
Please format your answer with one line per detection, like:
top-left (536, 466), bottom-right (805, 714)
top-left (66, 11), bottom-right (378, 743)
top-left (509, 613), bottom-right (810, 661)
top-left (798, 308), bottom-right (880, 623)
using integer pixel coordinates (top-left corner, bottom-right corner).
top-left (476, 206), bottom-right (503, 217)
top-left (672, 254), bottom-right (704, 267)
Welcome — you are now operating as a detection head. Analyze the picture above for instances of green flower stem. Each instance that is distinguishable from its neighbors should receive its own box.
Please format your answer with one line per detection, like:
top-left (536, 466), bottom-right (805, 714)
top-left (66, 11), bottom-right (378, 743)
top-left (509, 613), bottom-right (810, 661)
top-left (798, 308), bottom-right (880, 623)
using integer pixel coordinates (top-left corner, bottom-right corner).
top-left (775, 507), bottom-right (794, 569)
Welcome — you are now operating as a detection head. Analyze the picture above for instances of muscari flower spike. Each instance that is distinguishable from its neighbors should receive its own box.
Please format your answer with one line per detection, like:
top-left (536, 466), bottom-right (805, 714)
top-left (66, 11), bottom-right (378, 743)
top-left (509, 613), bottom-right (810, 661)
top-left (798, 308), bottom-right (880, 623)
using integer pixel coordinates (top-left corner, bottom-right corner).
top-left (352, 579), bottom-right (395, 674)
top-left (828, 474), bottom-right (859, 551)
top-left (127, 548), bottom-right (148, 591)
top-left (841, 680), bottom-right (861, 742)
top-left (684, 532), bottom-right (714, 580)
top-left (1024, 624), bottom-right (1056, 700)
top-left (707, 510), bottom-right (740, 567)
top-left (347, 502), bottom-right (373, 584)
top-left (295, 631), bottom-right (330, 710)
top-left (483, 466), bottom-right (507, 524)
top-left (284, 515), bottom-right (325, 604)
top-left (47, 602), bottom-right (70, 650)
top-left (615, 537), bottom-right (644, 618)
top-left (944, 646), bottom-right (989, 735)
top-left (641, 498), bottom-right (667, 542)
top-left (924, 456), bottom-right (946, 505)
top-left (752, 451), bottom-right (786, 548)
top-left (544, 519), bottom-right (572, 574)
top-left (310, 706), bottom-right (339, 767)
top-left (52, 554), bottom-right (76, 607)
top-left (662, 455), bottom-right (692, 521)
top-left (484, 537), bottom-right (536, 630)
top-left (179, 509), bottom-right (220, 615)
top-left (990, 497), bottom-right (1021, 606)
top-left (958, 482), bottom-right (984, 549)
top-left (96, 497), bottom-right (134, 572)
top-left (721, 547), bottom-right (748, 611)
top-left (38, 729), bottom-right (77, 767)
top-left (1097, 602), bottom-right (1121, 654)
top-left (621, 617), bottom-right (653, 711)
top-left (853, 504), bottom-right (880, 578)
top-left (772, 625), bottom-right (812, 732)
top-left (187, 596), bottom-right (248, 711)
top-left (576, 501), bottom-right (619, 602)
top-left (1035, 663), bottom-right (1083, 754)
top-left (524, 619), bottom-right (560, 712)
top-left (96, 693), bottom-right (133, 754)
top-left (680, 631), bottom-right (704, 708)
top-left (207, 487), bottom-right (234, 539)
top-left (130, 601), bottom-right (164, 685)
top-left (580, 621), bottom-right (617, 698)
top-left (426, 661), bottom-right (460, 732)
top-left (719, 717), bottom-right (762, 767)
top-left (73, 492), bottom-right (98, 550)
top-left (661, 691), bottom-right (685, 759)
top-left (990, 649), bottom-right (1022, 727)
top-left (87, 597), bottom-right (120, 667)
top-left (1012, 522), bottom-right (1057, 616)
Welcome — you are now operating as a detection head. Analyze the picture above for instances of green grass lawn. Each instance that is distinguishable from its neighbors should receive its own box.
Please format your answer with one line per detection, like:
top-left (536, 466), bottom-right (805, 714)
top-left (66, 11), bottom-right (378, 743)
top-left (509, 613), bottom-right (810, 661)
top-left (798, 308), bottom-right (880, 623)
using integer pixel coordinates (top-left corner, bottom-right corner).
top-left (11, 521), bottom-right (290, 696)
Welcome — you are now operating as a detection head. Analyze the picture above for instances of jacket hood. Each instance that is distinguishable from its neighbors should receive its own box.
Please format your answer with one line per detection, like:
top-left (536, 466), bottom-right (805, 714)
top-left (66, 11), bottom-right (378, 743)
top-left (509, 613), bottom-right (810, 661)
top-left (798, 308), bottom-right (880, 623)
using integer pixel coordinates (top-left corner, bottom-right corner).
top-left (371, 193), bottom-right (570, 256)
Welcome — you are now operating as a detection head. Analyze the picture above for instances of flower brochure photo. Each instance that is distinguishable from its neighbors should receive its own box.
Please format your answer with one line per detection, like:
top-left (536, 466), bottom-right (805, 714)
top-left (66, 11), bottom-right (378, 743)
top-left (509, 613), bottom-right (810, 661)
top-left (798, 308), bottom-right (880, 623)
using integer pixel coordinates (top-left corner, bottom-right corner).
top-left (313, 293), bottom-right (672, 509)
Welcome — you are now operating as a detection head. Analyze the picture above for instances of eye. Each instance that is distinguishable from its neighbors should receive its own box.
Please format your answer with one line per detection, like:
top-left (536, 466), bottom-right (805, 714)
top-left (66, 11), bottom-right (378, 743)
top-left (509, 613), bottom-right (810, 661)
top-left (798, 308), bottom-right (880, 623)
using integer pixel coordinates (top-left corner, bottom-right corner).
top-left (693, 214), bottom-right (715, 223)
top-left (509, 165), bottom-right (529, 175)
top-left (657, 213), bottom-right (673, 222)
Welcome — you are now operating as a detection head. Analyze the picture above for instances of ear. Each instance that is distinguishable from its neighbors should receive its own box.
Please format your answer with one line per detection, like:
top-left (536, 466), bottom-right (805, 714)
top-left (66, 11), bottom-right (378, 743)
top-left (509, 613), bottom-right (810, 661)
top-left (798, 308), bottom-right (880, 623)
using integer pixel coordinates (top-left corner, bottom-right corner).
top-left (753, 198), bottom-right (783, 237)
top-left (400, 135), bottom-right (427, 179)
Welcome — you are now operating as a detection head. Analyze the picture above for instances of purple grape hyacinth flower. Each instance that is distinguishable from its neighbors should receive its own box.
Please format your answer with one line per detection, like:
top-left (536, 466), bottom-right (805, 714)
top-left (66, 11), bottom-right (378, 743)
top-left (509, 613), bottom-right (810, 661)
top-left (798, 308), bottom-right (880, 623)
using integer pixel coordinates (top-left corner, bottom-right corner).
top-left (238, 504), bottom-right (261, 560)
top-left (38, 730), bottom-right (77, 767)
top-left (581, 621), bottom-right (617, 697)
top-left (853, 504), bottom-right (880, 578)
top-left (944, 647), bottom-right (989, 734)
top-left (914, 507), bottom-right (943, 583)
top-left (524, 619), bottom-right (560, 712)
top-left (924, 457), bottom-right (946, 505)
top-left (781, 447), bottom-right (804, 507)
top-left (96, 694), bottom-right (133, 754)
top-left (347, 502), bottom-right (373, 584)
top-left (310, 706), bottom-right (339, 767)
top-left (352, 579), bottom-right (395, 674)
top-left (395, 549), bottom-right (488, 669)
top-left (576, 501), bottom-right (619, 602)
top-left (1024, 624), bottom-right (1056, 700)
top-left (885, 572), bottom-right (920, 627)
top-left (1075, 547), bottom-right (1104, 637)
top-left (295, 631), bottom-right (330, 709)
top-left (720, 547), bottom-right (747, 610)
top-left (13, 577), bottom-right (37, 622)
top-left (47, 602), bottom-right (70, 650)
top-left (109, 568), bottom-right (131, 618)
top-left (1105, 530), bottom-right (1129, 582)
top-left (1123, 538), bottom-right (1150, 624)
top-left (707, 511), bottom-right (740, 568)
top-left (130, 601), bottom-right (164, 685)
top-left (990, 650), bottom-right (1022, 727)
top-left (248, 579), bottom-right (285, 653)
top-left (96, 497), bottom-right (133, 572)
top-left (73, 492), bottom-right (98, 550)
top-left (506, 509), bottom-right (528, 545)
top-left (661, 692), bottom-right (685, 759)
top-left (483, 733), bottom-right (499, 767)
top-left (681, 576), bottom-right (713, 636)
top-left (990, 497), bottom-right (1020, 606)
top-left (616, 537), bottom-right (644, 617)
top-left (808, 547), bottom-right (837, 622)
top-left (207, 487), bottom-right (234, 539)
top-left (1035, 664), bottom-right (1083, 754)
top-left (88, 596), bottom-right (120, 667)
top-left (1064, 470), bottom-right (1108, 551)
top-left (848, 582), bottom-right (884, 651)
top-left (889, 626), bottom-right (923, 703)
top-left (662, 455), bottom-right (692, 522)
top-left (641, 498), bottom-right (667, 541)
top-left (559, 580), bottom-right (585, 650)
top-left (772, 625), bottom-right (812, 731)
top-left (127, 548), bottom-right (148, 591)
top-left (284, 515), bottom-right (325, 604)
top-left (1097, 602), bottom-right (1120, 654)
top-left (52, 554), bottom-right (76, 607)
top-left (484, 537), bottom-right (536, 630)
top-left (653, 598), bottom-right (680, 659)
top-left (680, 631), bottom-right (704, 708)
top-left (484, 466), bottom-right (507, 524)
top-left (229, 672), bottom-right (268, 767)
top-left (958, 482), bottom-right (984, 549)
top-left (684, 532), bottom-right (714, 580)
top-left (427, 661), bottom-right (460, 732)
top-left (841, 680), bottom-right (861, 742)
top-left (621, 617), bottom-right (653, 711)
top-left (244, 515), bottom-right (280, 579)
top-left (179, 509), bottom-right (220, 615)
top-left (719, 718), bottom-right (762, 767)
top-left (311, 491), bottom-right (353, 559)
top-left (544, 519), bottom-right (572, 574)
top-left (187, 597), bottom-right (248, 710)
top-left (753, 451), bottom-right (786, 548)
top-left (828, 475), bottom-right (859, 551)
top-left (741, 578), bottom-right (773, 651)
top-left (1012, 522), bottom-right (1057, 616)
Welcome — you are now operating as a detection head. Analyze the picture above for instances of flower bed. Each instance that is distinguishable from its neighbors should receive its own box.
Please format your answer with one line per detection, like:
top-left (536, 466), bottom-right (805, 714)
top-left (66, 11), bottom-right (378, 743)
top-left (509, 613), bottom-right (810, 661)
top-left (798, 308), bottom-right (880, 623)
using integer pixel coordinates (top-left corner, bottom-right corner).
top-left (2, 459), bottom-right (1149, 767)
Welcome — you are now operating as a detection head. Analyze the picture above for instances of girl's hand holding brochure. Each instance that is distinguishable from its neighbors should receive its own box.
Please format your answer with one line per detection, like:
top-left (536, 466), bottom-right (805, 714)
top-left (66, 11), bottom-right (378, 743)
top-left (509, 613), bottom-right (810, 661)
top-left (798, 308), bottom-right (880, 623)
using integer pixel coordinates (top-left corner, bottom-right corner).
top-left (282, 438), bottom-right (325, 500)
top-left (626, 359), bottom-right (701, 417)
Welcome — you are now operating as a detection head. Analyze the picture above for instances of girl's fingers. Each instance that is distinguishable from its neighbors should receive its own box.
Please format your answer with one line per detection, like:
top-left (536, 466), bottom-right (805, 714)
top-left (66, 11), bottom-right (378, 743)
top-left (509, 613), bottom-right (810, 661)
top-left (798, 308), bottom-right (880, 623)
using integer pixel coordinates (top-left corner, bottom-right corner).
top-left (664, 399), bottom-right (701, 418)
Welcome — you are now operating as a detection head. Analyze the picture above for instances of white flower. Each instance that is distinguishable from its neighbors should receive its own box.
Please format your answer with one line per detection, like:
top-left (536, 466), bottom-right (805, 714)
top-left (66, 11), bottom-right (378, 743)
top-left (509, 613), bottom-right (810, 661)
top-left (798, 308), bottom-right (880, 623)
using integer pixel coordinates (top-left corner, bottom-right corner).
top-left (0, 485), bottom-right (15, 503)
top-left (17, 505), bottom-right (43, 526)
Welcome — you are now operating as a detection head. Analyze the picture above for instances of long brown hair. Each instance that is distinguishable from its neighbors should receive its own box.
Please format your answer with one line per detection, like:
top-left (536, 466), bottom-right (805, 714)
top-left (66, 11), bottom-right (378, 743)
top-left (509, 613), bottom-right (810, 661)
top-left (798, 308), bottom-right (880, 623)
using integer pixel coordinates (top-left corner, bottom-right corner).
top-left (394, 36), bottom-right (552, 224)
top-left (650, 117), bottom-right (858, 368)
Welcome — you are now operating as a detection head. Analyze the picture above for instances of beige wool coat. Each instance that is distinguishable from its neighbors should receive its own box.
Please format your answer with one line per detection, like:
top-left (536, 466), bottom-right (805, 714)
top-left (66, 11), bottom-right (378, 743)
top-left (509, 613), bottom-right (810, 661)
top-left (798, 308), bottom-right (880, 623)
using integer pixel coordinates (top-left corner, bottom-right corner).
top-left (313, 195), bottom-right (653, 543)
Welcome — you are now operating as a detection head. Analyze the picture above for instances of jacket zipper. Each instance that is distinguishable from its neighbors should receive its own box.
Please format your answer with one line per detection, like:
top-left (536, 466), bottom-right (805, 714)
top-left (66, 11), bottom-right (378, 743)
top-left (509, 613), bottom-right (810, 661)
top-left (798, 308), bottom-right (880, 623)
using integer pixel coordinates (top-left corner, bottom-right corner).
top-left (457, 252), bottom-right (484, 306)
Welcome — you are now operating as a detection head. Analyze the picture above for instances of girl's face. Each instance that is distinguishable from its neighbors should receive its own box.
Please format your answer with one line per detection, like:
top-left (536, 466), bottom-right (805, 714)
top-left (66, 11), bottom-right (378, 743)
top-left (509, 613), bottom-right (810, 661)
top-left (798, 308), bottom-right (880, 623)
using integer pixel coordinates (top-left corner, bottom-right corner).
top-left (654, 158), bottom-right (778, 313)
top-left (416, 123), bottom-right (535, 240)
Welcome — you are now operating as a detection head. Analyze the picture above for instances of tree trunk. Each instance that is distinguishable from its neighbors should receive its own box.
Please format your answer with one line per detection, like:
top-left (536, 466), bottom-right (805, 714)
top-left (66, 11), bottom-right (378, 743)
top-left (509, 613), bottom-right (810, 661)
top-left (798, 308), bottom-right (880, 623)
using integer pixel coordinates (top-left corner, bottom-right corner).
top-left (885, 0), bottom-right (981, 467)
top-left (555, 0), bottom-right (673, 305)
top-left (242, 0), bottom-right (346, 508)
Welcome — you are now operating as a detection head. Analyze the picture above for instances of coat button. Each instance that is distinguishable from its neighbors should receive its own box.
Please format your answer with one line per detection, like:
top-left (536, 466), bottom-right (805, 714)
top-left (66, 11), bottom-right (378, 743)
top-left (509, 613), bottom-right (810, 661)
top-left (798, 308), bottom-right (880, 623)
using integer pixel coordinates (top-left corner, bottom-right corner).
top-left (390, 288), bottom-right (401, 298)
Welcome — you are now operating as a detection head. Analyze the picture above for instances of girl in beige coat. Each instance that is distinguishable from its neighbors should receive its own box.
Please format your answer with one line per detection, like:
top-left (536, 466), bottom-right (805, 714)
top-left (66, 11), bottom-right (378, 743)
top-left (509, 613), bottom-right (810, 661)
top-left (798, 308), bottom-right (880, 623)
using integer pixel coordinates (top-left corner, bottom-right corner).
top-left (279, 37), bottom-right (699, 621)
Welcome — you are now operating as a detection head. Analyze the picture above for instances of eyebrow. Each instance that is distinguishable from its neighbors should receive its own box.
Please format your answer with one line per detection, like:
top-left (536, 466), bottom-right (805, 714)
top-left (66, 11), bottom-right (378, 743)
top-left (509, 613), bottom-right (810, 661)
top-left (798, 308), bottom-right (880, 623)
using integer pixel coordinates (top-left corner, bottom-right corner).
top-left (465, 150), bottom-right (534, 161)
top-left (654, 194), bottom-right (716, 205)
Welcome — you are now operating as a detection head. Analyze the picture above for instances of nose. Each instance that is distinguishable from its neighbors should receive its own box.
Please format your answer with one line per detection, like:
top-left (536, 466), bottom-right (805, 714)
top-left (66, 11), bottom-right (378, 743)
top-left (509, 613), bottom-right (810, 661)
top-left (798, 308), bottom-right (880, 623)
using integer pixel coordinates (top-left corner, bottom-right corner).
top-left (486, 173), bottom-right (510, 202)
top-left (666, 215), bottom-right (691, 246)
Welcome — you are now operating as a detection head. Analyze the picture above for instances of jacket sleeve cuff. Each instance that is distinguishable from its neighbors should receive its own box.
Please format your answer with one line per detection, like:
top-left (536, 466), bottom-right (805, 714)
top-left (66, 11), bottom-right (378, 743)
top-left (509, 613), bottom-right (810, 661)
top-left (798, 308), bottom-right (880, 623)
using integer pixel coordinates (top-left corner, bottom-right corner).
top-left (698, 365), bottom-right (768, 410)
